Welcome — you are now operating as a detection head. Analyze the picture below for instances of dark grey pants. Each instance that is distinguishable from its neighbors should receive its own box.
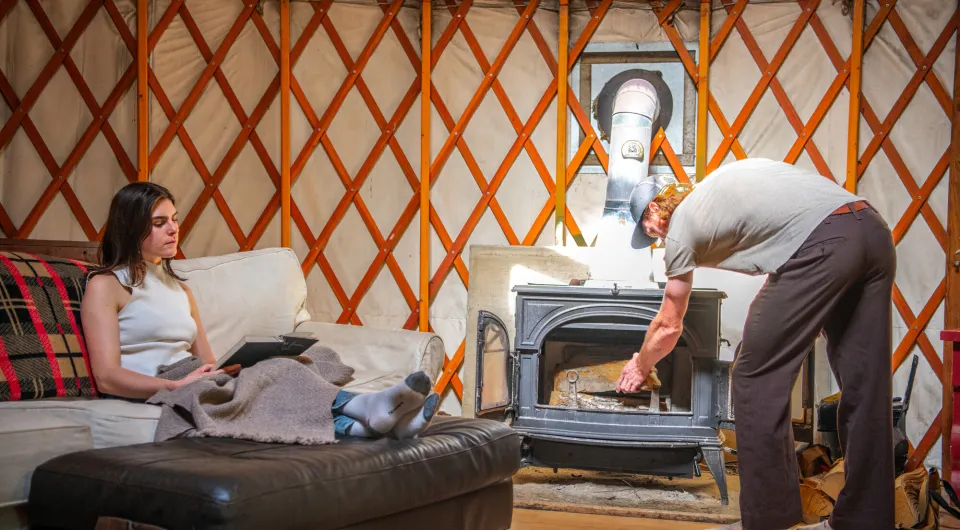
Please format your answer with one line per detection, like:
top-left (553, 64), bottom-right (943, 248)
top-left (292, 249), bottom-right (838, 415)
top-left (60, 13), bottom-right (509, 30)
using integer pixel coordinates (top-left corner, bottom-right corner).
top-left (733, 205), bottom-right (896, 530)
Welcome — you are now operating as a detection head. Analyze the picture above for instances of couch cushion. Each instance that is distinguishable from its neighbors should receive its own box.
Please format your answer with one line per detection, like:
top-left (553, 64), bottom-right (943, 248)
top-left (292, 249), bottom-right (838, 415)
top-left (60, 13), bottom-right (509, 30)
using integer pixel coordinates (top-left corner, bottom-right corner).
top-left (0, 399), bottom-right (159, 508)
top-left (0, 416), bottom-right (91, 507)
top-left (0, 252), bottom-right (97, 401)
top-left (171, 248), bottom-right (310, 360)
top-left (0, 399), bottom-right (160, 450)
top-left (294, 321), bottom-right (445, 393)
top-left (28, 416), bottom-right (521, 530)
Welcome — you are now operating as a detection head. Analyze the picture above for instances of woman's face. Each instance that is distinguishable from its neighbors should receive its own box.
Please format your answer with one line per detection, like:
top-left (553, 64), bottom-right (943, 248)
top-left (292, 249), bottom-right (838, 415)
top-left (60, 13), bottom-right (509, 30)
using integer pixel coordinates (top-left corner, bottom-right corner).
top-left (141, 199), bottom-right (179, 263)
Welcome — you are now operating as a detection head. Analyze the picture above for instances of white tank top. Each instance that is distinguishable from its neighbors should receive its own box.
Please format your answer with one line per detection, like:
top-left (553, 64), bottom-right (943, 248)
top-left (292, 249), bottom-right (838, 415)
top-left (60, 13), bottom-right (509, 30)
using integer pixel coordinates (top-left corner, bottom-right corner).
top-left (112, 263), bottom-right (197, 377)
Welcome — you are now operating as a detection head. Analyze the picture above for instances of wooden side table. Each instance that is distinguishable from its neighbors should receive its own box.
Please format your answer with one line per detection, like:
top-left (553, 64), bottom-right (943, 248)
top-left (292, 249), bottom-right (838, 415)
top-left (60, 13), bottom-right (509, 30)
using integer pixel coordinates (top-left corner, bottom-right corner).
top-left (944, 329), bottom-right (960, 490)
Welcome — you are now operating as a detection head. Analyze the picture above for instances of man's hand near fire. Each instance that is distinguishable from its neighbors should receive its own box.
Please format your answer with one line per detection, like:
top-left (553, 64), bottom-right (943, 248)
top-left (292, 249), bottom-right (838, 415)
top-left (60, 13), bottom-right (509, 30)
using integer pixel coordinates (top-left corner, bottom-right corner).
top-left (615, 355), bottom-right (654, 393)
top-left (615, 271), bottom-right (694, 393)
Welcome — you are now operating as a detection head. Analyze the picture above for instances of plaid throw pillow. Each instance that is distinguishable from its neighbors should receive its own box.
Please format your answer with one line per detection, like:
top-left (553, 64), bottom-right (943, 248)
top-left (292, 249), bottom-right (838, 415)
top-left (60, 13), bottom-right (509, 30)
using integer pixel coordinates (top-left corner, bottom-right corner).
top-left (0, 251), bottom-right (98, 400)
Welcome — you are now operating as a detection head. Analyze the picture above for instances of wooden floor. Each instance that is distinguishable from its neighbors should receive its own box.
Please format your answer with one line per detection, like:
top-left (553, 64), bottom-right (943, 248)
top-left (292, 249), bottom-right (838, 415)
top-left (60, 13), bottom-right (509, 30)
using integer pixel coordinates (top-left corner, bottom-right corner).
top-left (511, 509), bottom-right (716, 529)
top-left (513, 509), bottom-right (960, 529)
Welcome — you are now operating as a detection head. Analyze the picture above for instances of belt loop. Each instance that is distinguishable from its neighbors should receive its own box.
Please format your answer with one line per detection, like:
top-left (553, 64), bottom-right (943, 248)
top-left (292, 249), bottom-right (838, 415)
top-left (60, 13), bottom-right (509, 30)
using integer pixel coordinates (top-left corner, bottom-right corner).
top-left (849, 202), bottom-right (862, 221)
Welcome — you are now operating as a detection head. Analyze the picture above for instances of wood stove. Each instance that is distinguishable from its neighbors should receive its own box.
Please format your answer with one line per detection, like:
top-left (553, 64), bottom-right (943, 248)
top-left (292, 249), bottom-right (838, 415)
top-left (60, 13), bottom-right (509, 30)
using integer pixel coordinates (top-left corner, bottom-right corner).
top-left (474, 284), bottom-right (734, 504)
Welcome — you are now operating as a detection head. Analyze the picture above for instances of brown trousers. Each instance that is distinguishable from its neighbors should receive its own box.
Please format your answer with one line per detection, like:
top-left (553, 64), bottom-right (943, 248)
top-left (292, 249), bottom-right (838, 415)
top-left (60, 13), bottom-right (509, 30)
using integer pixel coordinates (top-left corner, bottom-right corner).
top-left (733, 205), bottom-right (896, 530)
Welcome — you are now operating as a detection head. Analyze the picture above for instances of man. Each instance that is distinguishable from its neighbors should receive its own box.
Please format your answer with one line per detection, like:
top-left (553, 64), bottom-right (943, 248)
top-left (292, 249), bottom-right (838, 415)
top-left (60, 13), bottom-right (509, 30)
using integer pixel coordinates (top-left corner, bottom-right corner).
top-left (616, 158), bottom-right (896, 530)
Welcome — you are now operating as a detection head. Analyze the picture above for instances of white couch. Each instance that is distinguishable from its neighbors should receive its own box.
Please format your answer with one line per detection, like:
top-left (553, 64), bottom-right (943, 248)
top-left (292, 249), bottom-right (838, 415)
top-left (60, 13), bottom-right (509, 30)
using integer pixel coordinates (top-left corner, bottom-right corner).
top-left (0, 247), bottom-right (445, 530)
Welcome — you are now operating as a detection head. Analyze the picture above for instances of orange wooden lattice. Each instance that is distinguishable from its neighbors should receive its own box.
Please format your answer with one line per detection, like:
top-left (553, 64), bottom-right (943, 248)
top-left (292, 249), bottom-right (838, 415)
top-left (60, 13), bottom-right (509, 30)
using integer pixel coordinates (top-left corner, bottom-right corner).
top-left (424, 0), bottom-right (621, 400)
top-left (143, 2), bottom-right (286, 257)
top-left (0, 0), bottom-right (139, 241)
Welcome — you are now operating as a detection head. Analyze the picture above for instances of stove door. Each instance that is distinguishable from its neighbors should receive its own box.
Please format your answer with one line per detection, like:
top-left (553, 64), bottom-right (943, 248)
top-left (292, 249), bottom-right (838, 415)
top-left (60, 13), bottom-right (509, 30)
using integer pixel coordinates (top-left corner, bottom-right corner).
top-left (716, 359), bottom-right (735, 430)
top-left (475, 310), bottom-right (515, 415)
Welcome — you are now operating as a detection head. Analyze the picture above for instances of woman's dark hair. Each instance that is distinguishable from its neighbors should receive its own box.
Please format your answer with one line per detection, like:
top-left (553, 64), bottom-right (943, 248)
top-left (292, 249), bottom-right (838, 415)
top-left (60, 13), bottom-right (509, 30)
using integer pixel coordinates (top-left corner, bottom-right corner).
top-left (91, 182), bottom-right (184, 286)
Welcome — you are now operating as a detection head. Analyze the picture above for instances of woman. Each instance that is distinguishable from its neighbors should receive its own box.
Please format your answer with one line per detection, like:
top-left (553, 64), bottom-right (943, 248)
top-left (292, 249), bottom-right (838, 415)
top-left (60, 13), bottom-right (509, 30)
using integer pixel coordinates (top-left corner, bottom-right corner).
top-left (80, 182), bottom-right (439, 440)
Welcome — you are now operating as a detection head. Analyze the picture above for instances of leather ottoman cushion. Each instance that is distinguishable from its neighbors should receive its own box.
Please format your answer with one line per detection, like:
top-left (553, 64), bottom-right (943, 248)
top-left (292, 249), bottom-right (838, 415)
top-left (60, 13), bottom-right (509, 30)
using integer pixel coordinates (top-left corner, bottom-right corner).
top-left (28, 417), bottom-right (520, 530)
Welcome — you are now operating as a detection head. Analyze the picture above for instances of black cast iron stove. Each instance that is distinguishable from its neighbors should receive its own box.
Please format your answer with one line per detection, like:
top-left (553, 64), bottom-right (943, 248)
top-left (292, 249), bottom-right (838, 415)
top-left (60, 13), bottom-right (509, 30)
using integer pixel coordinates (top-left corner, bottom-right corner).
top-left (474, 284), bottom-right (734, 503)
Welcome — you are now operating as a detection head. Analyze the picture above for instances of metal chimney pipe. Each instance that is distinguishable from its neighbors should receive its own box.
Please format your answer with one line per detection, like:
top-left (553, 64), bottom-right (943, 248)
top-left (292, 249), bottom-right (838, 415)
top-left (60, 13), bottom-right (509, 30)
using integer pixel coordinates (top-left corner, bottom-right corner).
top-left (598, 78), bottom-right (661, 248)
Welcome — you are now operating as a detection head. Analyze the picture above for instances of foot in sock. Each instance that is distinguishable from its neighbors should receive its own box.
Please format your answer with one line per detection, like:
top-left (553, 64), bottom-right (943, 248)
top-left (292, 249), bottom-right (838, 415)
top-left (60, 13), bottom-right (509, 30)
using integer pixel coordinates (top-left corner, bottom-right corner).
top-left (391, 393), bottom-right (440, 439)
top-left (340, 371), bottom-right (431, 434)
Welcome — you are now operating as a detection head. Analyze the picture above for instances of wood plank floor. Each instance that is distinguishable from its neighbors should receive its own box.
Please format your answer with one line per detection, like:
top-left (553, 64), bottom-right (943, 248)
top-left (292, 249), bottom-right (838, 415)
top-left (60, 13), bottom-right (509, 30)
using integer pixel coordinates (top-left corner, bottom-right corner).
top-left (513, 509), bottom-right (960, 529)
top-left (511, 509), bottom-right (716, 529)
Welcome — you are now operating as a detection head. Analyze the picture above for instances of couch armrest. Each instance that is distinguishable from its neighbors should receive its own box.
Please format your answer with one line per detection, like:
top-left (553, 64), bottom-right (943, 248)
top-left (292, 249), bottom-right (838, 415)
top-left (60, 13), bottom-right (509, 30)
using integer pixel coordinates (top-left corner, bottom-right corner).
top-left (293, 322), bottom-right (445, 393)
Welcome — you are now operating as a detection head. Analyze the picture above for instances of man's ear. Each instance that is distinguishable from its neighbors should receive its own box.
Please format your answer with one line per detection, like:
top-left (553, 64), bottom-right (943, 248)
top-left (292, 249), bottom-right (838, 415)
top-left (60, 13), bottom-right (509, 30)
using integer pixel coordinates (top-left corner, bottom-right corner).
top-left (648, 202), bottom-right (660, 215)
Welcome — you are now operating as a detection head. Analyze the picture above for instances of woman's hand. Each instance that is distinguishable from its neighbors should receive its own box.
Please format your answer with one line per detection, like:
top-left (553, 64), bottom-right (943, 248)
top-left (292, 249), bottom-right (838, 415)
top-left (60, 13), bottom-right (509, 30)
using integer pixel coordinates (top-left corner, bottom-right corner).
top-left (222, 364), bottom-right (242, 377)
top-left (173, 364), bottom-right (224, 389)
top-left (616, 355), bottom-right (650, 393)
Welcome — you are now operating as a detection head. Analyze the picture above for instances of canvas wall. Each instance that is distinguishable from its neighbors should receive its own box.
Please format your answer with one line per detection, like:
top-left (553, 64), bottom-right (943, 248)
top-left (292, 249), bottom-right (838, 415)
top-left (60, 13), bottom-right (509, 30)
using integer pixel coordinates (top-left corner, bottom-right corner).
top-left (0, 0), bottom-right (954, 469)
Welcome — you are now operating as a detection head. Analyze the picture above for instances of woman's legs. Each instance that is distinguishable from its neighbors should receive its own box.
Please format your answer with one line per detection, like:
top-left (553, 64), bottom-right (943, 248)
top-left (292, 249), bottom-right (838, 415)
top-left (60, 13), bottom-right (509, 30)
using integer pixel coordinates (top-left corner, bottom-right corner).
top-left (331, 371), bottom-right (437, 437)
top-left (391, 392), bottom-right (441, 439)
top-left (332, 390), bottom-right (366, 436)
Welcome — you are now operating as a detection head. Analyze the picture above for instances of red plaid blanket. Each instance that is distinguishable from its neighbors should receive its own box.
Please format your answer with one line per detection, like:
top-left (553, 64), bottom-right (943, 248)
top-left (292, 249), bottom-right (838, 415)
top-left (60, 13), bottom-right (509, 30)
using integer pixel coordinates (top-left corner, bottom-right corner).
top-left (0, 251), bottom-right (97, 400)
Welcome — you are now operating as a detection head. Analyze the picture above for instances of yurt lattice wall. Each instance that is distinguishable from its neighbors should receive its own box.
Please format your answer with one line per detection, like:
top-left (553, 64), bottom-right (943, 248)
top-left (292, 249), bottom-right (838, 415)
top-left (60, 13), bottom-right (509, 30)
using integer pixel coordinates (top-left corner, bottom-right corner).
top-left (0, 0), bottom-right (956, 472)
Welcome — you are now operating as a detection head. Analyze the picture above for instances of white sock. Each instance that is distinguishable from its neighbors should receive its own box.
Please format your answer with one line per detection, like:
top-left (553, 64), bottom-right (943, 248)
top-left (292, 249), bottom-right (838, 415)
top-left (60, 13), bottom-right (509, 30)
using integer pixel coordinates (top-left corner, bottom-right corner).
top-left (391, 393), bottom-right (440, 439)
top-left (345, 421), bottom-right (375, 438)
top-left (341, 372), bottom-right (431, 434)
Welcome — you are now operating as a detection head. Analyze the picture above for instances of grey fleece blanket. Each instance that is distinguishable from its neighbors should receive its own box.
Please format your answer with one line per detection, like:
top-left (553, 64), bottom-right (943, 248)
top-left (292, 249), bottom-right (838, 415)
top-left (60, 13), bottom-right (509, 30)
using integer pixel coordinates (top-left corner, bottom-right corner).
top-left (146, 345), bottom-right (355, 445)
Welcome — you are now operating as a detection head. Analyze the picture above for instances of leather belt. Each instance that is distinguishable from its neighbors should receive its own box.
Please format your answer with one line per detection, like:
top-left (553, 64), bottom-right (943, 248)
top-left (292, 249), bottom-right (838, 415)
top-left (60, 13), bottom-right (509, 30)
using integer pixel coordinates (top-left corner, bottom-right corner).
top-left (830, 200), bottom-right (870, 216)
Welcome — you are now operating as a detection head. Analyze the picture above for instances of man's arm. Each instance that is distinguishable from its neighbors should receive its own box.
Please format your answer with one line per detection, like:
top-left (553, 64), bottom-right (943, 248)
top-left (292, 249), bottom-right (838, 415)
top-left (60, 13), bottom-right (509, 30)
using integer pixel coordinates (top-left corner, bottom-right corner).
top-left (616, 271), bottom-right (694, 393)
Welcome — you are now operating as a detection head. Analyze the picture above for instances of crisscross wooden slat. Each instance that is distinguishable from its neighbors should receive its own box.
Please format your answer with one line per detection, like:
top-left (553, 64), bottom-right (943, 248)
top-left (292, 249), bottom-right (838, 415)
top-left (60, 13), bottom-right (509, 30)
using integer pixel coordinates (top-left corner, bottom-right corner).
top-left (428, 0), bottom-right (615, 397)
top-left (707, 0), bottom-right (820, 172)
top-left (719, 0), bottom-right (835, 179)
top-left (327, 0), bottom-right (428, 324)
top-left (655, 4), bottom-right (748, 163)
top-left (710, 0), bottom-right (747, 63)
top-left (440, 0), bottom-right (562, 246)
top-left (171, 4), bottom-right (275, 249)
top-left (0, 0), bottom-right (114, 240)
top-left (130, 1), bottom-right (255, 255)
top-left (808, 1), bottom-right (951, 312)
top-left (319, 15), bottom-right (421, 324)
top-left (650, 129), bottom-right (690, 184)
top-left (245, 0), bottom-right (332, 248)
top-left (525, 0), bottom-right (614, 246)
top-left (0, 0), bottom-right (16, 237)
top-left (289, 0), bottom-right (464, 329)
top-left (841, 2), bottom-right (958, 467)
top-left (295, 0), bottom-right (404, 270)
top-left (857, 13), bottom-right (958, 183)
top-left (893, 283), bottom-right (946, 377)
top-left (907, 410), bottom-right (943, 472)
top-left (422, 1), bottom-right (546, 397)
top-left (784, 1), bottom-right (896, 166)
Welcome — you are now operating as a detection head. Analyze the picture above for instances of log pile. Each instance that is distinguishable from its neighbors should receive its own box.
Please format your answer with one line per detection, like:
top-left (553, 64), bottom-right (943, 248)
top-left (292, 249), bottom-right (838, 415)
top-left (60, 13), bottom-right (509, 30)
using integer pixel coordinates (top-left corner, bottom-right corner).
top-left (793, 446), bottom-right (939, 528)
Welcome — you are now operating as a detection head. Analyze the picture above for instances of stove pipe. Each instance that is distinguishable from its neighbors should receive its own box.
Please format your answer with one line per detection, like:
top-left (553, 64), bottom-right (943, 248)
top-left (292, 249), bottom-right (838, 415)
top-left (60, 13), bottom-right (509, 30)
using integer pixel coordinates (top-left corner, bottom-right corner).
top-left (599, 78), bottom-right (663, 249)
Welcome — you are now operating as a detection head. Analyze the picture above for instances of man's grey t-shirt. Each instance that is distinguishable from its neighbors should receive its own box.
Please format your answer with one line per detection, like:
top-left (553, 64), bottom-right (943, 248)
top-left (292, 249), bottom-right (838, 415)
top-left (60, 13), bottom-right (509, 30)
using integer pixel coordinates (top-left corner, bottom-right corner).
top-left (663, 158), bottom-right (865, 278)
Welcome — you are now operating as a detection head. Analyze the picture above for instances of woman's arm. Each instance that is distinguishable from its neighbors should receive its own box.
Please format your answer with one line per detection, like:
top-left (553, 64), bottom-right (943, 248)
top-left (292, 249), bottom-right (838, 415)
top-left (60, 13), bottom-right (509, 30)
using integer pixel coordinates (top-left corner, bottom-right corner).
top-left (81, 274), bottom-right (194, 399)
top-left (181, 283), bottom-right (217, 365)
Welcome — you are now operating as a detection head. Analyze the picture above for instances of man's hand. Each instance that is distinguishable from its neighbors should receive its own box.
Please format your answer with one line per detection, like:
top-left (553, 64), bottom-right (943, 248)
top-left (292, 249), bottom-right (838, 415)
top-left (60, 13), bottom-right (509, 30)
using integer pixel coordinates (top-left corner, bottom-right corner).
top-left (616, 355), bottom-right (650, 393)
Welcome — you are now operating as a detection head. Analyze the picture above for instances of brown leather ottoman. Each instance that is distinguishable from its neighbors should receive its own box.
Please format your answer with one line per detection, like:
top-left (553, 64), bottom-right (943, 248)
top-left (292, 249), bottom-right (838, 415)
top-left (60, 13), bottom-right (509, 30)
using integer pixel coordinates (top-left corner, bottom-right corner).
top-left (27, 417), bottom-right (520, 530)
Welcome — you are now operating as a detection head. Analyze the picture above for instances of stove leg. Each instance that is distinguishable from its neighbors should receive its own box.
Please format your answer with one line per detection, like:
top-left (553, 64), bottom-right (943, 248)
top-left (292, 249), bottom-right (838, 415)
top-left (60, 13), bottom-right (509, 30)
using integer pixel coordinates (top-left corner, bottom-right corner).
top-left (701, 446), bottom-right (728, 505)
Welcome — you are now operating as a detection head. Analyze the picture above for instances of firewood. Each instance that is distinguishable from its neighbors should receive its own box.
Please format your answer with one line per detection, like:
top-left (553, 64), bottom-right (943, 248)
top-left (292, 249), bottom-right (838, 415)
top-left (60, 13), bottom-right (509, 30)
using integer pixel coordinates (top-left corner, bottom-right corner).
top-left (818, 459), bottom-right (845, 501)
top-left (797, 445), bottom-right (833, 479)
top-left (894, 466), bottom-right (934, 529)
top-left (645, 367), bottom-right (661, 390)
top-left (803, 472), bottom-right (826, 490)
top-left (799, 484), bottom-right (834, 517)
